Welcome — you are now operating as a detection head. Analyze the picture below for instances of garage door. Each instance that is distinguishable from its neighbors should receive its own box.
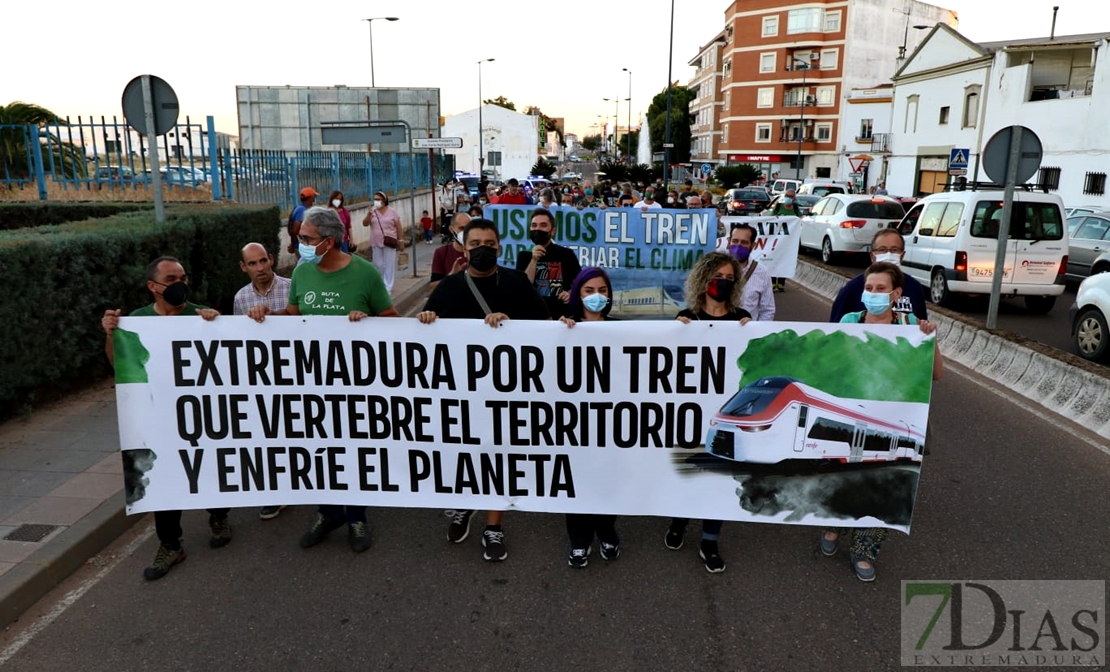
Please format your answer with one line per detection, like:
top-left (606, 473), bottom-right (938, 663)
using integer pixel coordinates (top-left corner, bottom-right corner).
top-left (917, 170), bottom-right (947, 196)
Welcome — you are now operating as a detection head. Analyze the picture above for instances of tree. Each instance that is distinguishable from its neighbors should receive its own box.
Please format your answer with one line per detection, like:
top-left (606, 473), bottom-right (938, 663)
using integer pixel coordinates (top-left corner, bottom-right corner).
top-left (530, 157), bottom-right (557, 179)
top-left (483, 96), bottom-right (516, 111)
top-left (581, 134), bottom-right (602, 151)
top-left (714, 164), bottom-right (762, 189)
top-left (645, 85), bottom-right (695, 164)
top-left (0, 101), bottom-right (86, 180)
top-left (622, 130), bottom-right (640, 160)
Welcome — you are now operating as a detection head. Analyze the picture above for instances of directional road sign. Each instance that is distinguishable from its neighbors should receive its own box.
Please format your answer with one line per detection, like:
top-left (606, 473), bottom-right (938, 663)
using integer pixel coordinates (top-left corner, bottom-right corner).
top-left (413, 137), bottom-right (463, 149)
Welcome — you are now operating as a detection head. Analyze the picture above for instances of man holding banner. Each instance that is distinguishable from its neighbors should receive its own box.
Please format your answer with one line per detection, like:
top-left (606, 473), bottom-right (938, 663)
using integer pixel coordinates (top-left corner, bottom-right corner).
top-left (515, 207), bottom-right (581, 321)
top-left (418, 217), bottom-right (550, 561)
top-left (726, 224), bottom-right (776, 322)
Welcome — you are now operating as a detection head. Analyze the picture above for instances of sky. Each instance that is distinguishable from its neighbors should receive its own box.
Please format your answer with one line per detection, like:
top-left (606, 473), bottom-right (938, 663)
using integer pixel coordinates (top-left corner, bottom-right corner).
top-left (6, 0), bottom-right (1109, 139)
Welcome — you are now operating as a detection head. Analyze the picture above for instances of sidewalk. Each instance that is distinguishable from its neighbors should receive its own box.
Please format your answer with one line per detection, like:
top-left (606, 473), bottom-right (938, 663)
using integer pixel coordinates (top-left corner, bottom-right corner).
top-left (0, 239), bottom-right (438, 627)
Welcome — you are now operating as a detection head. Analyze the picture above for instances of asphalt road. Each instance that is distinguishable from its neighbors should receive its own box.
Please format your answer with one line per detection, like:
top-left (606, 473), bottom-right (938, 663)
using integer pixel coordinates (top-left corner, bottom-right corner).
top-left (2, 286), bottom-right (1108, 672)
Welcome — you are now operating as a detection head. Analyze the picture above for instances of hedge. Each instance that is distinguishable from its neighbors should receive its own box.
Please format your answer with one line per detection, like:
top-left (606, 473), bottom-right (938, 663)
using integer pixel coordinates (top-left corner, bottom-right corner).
top-left (0, 202), bottom-right (153, 231)
top-left (0, 203), bottom-right (280, 411)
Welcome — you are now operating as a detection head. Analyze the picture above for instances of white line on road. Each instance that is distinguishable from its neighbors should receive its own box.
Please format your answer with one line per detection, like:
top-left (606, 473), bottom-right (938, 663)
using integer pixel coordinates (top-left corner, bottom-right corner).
top-left (0, 524), bottom-right (154, 668)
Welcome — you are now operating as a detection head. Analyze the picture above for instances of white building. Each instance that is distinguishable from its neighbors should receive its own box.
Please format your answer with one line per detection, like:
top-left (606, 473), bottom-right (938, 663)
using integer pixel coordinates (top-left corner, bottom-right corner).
top-left (888, 24), bottom-right (1110, 208)
top-left (836, 85), bottom-right (894, 191)
top-left (442, 105), bottom-right (539, 180)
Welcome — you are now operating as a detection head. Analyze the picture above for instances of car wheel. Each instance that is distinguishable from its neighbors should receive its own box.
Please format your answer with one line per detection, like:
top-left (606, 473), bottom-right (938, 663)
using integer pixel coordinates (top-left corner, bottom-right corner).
top-left (1074, 308), bottom-right (1109, 361)
top-left (1092, 263), bottom-right (1110, 276)
top-left (821, 237), bottom-right (837, 264)
top-left (1024, 295), bottom-right (1056, 314)
top-left (930, 269), bottom-right (950, 306)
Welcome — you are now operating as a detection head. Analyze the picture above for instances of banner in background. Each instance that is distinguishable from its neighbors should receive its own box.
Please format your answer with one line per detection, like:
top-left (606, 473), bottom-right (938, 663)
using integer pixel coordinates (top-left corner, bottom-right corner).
top-left (114, 316), bottom-right (935, 532)
top-left (720, 215), bottom-right (802, 278)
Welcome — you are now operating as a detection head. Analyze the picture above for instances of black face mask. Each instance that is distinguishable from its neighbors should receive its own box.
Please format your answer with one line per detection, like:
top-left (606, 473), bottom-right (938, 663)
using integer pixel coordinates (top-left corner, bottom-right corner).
top-left (468, 245), bottom-right (498, 272)
top-left (706, 278), bottom-right (735, 302)
top-left (529, 230), bottom-right (551, 246)
top-left (158, 281), bottom-right (188, 307)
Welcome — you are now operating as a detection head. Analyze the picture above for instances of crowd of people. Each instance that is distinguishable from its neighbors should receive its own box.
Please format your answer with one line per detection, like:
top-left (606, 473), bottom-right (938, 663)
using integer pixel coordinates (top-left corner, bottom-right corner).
top-left (100, 194), bottom-right (942, 583)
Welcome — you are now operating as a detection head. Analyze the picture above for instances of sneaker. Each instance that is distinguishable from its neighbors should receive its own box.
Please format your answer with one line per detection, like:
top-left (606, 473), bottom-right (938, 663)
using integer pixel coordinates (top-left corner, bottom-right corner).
top-left (699, 540), bottom-right (726, 573)
top-left (819, 531), bottom-right (839, 557)
top-left (482, 527), bottom-right (508, 562)
top-left (348, 521), bottom-right (371, 553)
top-left (599, 540), bottom-right (621, 561)
top-left (298, 513), bottom-right (344, 549)
top-left (664, 525), bottom-right (685, 551)
top-left (852, 555), bottom-right (877, 582)
top-left (143, 543), bottom-right (185, 581)
top-left (446, 510), bottom-right (474, 544)
top-left (208, 516), bottom-right (232, 549)
top-left (567, 547), bottom-right (590, 568)
top-left (259, 505), bottom-right (286, 520)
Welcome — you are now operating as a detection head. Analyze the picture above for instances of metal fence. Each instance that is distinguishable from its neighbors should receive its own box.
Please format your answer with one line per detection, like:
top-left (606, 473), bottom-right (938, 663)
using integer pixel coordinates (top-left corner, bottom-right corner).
top-left (1, 115), bottom-right (453, 209)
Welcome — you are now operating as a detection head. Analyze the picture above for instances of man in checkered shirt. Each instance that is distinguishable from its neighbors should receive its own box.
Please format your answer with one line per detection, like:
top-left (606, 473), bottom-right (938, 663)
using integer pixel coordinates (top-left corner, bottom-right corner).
top-left (232, 242), bottom-right (292, 521)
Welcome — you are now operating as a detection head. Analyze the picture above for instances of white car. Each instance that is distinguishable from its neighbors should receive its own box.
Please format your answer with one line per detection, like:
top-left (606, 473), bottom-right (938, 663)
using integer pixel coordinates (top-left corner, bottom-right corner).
top-left (1070, 272), bottom-right (1110, 361)
top-left (799, 194), bottom-right (907, 264)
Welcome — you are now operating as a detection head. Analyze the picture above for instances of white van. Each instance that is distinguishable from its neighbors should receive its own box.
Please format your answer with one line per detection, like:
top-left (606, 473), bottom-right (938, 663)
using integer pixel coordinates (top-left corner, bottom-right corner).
top-left (896, 190), bottom-right (1068, 313)
top-left (769, 178), bottom-right (802, 196)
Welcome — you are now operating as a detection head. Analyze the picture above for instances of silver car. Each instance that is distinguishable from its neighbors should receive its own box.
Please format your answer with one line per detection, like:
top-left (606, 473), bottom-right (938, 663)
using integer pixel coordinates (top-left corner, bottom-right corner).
top-left (1066, 213), bottom-right (1110, 280)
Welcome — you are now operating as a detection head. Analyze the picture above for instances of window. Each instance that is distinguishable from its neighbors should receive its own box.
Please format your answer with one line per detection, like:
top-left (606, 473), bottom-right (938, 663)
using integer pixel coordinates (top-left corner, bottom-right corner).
top-left (970, 201), bottom-right (1064, 240)
top-left (487, 151), bottom-right (502, 167)
top-left (724, 59), bottom-right (733, 75)
top-left (824, 10), bottom-right (842, 32)
top-left (1072, 217), bottom-right (1110, 241)
top-left (757, 87), bottom-right (775, 108)
top-left (1038, 166), bottom-right (1061, 191)
top-left (905, 95), bottom-right (919, 133)
top-left (963, 85), bottom-right (981, 128)
top-left (811, 197), bottom-right (831, 216)
top-left (1084, 172), bottom-right (1107, 196)
top-left (762, 15), bottom-right (779, 37)
top-left (755, 123), bottom-right (772, 143)
top-left (759, 53), bottom-right (776, 73)
top-left (916, 203), bottom-right (946, 236)
top-left (787, 8), bottom-right (823, 34)
top-left (859, 118), bottom-right (873, 140)
top-left (936, 203), bottom-right (964, 237)
top-left (847, 201), bottom-right (906, 219)
top-left (820, 48), bottom-right (838, 70)
top-left (816, 123), bottom-right (833, 142)
top-left (939, 106), bottom-right (950, 124)
top-left (816, 86), bottom-right (835, 106)
top-left (785, 87), bottom-right (809, 106)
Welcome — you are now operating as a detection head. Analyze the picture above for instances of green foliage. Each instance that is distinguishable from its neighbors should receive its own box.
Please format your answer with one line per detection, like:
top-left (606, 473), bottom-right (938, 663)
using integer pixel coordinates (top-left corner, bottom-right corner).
top-left (714, 164), bottom-right (762, 189)
top-left (737, 329), bottom-right (935, 404)
top-left (596, 161), bottom-right (654, 185)
top-left (0, 101), bottom-right (87, 179)
top-left (0, 204), bottom-right (280, 411)
top-left (483, 96), bottom-right (516, 111)
top-left (530, 157), bottom-right (557, 178)
top-left (628, 164), bottom-right (655, 185)
top-left (581, 134), bottom-right (602, 151)
top-left (0, 202), bottom-right (151, 231)
top-left (646, 86), bottom-right (695, 163)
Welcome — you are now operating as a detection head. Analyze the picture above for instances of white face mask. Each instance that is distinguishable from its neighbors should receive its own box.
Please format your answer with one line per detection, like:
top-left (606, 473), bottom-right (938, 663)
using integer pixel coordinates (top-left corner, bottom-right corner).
top-left (455, 231), bottom-right (465, 245)
top-left (667, 197), bottom-right (675, 204)
top-left (874, 252), bottom-right (901, 266)
top-left (332, 199), bottom-right (342, 208)
top-left (373, 200), bottom-right (384, 209)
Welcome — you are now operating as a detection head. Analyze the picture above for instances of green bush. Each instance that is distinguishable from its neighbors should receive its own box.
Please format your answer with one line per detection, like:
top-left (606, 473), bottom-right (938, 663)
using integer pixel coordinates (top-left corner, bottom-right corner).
top-left (0, 204), bottom-right (280, 411)
top-left (0, 202), bottom-right (152, 231)
top-left (713, 164), bottom-right (761, 189)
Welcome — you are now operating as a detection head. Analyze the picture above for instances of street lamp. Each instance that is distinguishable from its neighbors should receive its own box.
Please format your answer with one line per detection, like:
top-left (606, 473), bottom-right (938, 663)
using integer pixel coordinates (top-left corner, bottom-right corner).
top-left (362, 17), bottom-right (399, 88)
top-left (477, 58), bottom-right (495, 176)
top-left (792, 57), bottom-right (810, 180)
top-left (622, 68), bottom-right (632, 162)
top-left (663, 0), bottom-right (675, 184)
top-left (603, 97), bottom-right (627, 158)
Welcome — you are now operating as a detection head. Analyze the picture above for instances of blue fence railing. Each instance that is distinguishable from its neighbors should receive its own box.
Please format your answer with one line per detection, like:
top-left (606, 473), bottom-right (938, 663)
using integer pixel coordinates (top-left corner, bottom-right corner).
top-left (1, 115), bottom-right (454, 209)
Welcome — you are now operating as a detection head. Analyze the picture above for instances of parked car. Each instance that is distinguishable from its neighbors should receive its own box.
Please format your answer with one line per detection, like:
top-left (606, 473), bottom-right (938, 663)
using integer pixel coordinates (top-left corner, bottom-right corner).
top-left (761, 193), bottom-right (821, 217)
top-left (896, 189), bottom-right (1068, 312)
top-left (256, 170), bottom-right (287, 186)
top-left (1065, 212), bottom-right (1110, 281)
top-left (797, 180), bottom-right (853, 197)
top-left (769, 178), bottom-right (802, 196)
top-left (799, 194), bottom-right (906, 264)
top-left (1070, 272), bottom-right (1110, 361)
top-left (1066, 206), bottom-right (1102, 217)
top-left (725, 188), bottom-right (773, 215)
top-left (93, 166), bottom-right (135, 180)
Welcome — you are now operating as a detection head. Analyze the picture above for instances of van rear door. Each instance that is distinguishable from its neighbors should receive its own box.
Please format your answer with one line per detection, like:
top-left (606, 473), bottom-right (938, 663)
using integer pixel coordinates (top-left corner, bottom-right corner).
top-left (965, 198), bottom-right (1066, 287)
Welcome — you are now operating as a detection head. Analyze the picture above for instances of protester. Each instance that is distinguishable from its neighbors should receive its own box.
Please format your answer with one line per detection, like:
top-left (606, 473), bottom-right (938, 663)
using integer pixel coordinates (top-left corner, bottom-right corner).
top-left (362, 190), bottom-right (405, 293)
top-left (417, 218), bottom-right (550, 561)
top-left (830, 228), bottom-right (928, 322)
top-left (726, 224), bottom-right (775, 321)
top-left (288, 187), bottom-right (318, 257)
top-left (666, 251), bottom-right (752, 573)
top-left (327, 190), bottom-right (353, 252)
top-left (819, 261), bottom-right (941, 581)
top-left (639, 188), bottom-right (662, 210)
top-left (666, 190), bottom-right (685, 209)
top-left (468, 204), bottom-right (484, 218)
top-left (101, 256), bottom-right (226, 580)
top-left (537, 187), bottom-right (558, 210)
top-left (769, 190), bottom-right (797, 292)
top-left (558, 267), bottom-right (621, 567)
top-left (680, 179), bottom-right (697, 205)
top-left (485, 184), bottom-right (500, 204)
top-left (498, 178), bottom-right (528, 205)
top-left (516, 207), bottom-right (582, 320)
top-left (248, 207), bottom-right (399, 553)
top-left (430, 212), bottom-right (470, 289)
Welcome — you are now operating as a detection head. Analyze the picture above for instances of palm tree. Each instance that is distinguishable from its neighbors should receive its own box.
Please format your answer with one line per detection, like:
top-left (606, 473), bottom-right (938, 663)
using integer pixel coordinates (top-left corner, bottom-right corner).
top-left (0, 101), bottom-right (87, 180)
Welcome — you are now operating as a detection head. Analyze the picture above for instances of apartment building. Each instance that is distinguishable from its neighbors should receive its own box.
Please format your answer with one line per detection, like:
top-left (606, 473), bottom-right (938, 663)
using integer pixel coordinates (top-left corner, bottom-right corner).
top-left (688, 29), bottom-right (730, 166)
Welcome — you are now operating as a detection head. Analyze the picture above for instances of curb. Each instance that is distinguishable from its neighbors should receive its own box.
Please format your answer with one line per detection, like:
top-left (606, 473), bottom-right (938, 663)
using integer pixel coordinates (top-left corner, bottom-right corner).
top-left (0, 491), bottom-right (141, 627)
top-left (791, 259), bottom-right (1110, 439)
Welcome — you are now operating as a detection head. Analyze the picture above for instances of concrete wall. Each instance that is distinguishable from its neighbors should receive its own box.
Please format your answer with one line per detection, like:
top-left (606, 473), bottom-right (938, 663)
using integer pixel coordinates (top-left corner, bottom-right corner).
top-left (842, 0), bottom-right (957, 91)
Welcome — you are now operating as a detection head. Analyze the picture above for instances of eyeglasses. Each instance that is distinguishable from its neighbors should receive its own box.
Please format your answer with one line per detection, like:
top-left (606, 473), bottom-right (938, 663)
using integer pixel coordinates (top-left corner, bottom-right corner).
top-left (872, 247), bottom-right (904, 254)
top-left (297, 234), bottom-right (325, 244)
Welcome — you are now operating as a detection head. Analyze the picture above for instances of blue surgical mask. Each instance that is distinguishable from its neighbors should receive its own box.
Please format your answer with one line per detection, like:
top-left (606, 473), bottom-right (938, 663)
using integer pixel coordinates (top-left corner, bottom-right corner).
top-left (299, 241), bottom-right (324, 265)
top-left (585, 188), bottom-right (593, 195)
top-left (861, 291), bottom-right (891, 315)
top-left (582, 293), bottom-right (610, 313)
top-left (783, 197), bottom-right (794, 205)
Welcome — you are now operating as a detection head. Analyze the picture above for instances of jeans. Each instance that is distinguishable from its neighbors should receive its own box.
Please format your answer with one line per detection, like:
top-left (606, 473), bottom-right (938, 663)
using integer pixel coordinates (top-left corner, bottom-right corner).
top-left (669, 518), bottom-right (724, 539)
top-left (319, 505), bottom-right (367, 525)
top-left (155, 508), bottom-right (229, 549)
top-left (566, 514), bottom-right (618, 549)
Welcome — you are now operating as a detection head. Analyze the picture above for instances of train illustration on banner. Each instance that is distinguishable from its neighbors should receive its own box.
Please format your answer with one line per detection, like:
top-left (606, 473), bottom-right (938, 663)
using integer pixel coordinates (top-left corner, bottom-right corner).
top-left (705, 377), bottom-right (926, 465)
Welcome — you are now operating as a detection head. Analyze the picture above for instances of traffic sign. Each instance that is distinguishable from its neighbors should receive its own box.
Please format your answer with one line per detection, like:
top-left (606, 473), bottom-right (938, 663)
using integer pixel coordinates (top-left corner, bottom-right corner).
top-left (948, 147), bottom-right (970, 171)
top-left (663, 143), bottom-right (675, 148)
top-left (121, 75), bottom-right (178, 137)
top-left (700, 163), bottom-right (712, 176)
top-left (948, 168), bottom-right (968, 176)
top-left (413, 137), bottom-right (463, 149)
top-left (982, 126), bottom-right (1043, 185)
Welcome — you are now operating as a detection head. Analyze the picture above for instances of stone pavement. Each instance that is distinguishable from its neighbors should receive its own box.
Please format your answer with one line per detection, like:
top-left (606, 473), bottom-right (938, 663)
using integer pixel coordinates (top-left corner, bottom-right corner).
top-left (0, 238), bottom-right (439, 626)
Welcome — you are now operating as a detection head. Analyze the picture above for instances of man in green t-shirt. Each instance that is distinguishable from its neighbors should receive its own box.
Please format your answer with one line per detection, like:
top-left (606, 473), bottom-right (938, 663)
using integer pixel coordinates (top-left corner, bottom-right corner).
top-left (101, 256), bottom-right (228, 581)
top-left (248, 206), bottom-right (398, 554)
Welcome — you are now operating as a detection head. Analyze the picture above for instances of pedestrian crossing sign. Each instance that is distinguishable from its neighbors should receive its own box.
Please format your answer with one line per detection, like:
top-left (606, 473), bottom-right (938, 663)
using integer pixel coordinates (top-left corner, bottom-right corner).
top-left (949, 148), bottom-right (969, 170)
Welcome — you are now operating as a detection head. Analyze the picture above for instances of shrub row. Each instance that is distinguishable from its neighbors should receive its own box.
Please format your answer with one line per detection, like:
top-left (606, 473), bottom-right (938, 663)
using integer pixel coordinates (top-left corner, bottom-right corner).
top-left (0, 204), bottom-right (280, 410)
top-left (0, 202), bottom-right (153, 231)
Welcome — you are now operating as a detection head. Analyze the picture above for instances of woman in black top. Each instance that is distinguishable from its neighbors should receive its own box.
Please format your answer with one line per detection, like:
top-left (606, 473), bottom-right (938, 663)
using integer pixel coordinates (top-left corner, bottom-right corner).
top-left (668, 251), bottom-right (751, 573)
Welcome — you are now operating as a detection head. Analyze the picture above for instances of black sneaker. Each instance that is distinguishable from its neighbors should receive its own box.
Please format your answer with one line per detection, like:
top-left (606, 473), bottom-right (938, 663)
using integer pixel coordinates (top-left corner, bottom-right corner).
top-left (664, 525), bottom-right (685, 551)
top-left (446, 510), bottom-right (474, 544)
top-left (209, 516), bottom-right (232, 549)
top-left (143, 543), bottom-right (185, 581)
top-left (599, 539), bottom-right (621, 561)
top-left (699, 540), bottom-right (726, 573)
top-left (482, 527), bottom-right (508, 561)
top-left (567, 547), bottom-right (590, 568)
top-left (348, 521), bottom-right (371, 553)
top-left (259, 505), bottom-right (286, 520)
top-left (299, 513), bottom-right (344, 549)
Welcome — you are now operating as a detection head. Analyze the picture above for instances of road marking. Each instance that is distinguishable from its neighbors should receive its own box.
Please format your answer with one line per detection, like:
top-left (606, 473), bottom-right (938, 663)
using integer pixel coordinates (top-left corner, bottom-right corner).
top-left (0, 524), bottom-right (154, 668)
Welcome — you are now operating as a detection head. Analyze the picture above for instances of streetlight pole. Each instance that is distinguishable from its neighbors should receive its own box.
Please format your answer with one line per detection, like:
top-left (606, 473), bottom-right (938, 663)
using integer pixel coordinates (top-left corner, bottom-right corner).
top-left (602, 97), bottom-right (623, 157)
top-left (362, 17), bottom-right (399, 88)
top-left (793, 58), bottom-right (809, 180)
top-left (622, 68), bottom-right (632, 162)
top-left (663, 0), bottom-right (675, 184)
top-left (477, 58), bottom-right (495, 176)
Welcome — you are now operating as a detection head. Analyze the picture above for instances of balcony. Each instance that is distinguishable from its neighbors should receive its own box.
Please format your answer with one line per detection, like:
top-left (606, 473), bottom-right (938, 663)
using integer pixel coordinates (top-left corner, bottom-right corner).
top-left (780, 134), bottom-right (817, 144)
top-left (783, 96), bottom-right (816, 108)
top-left (855, 132), bottom-right (892, 152)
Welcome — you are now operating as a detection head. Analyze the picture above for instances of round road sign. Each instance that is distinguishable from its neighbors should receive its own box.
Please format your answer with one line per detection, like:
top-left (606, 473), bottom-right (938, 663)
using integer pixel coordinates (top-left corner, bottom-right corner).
top-left (121, 75), bottom-right (179, 137)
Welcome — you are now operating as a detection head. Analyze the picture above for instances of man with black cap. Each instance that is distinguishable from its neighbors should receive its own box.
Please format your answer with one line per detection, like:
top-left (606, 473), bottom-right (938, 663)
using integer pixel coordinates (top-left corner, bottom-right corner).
top-left (288, 187), bottom-right (319, 256)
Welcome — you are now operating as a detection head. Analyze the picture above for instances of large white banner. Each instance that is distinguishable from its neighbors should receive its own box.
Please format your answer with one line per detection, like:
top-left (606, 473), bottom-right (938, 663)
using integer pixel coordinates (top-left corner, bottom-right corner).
top-left (719, 215), bottom-right (803, 278)
top-left (113, 317), bottom-right (935, 532)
